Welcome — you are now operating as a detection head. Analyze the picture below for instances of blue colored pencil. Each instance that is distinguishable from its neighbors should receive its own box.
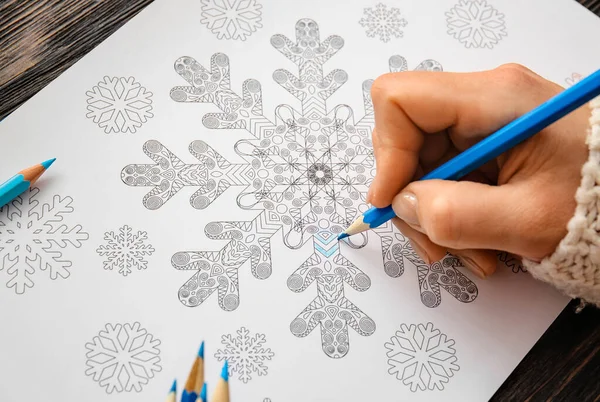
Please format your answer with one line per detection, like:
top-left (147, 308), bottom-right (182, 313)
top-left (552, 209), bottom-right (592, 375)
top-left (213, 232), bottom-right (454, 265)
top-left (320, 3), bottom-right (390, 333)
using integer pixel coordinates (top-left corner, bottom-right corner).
top-left (167, 380), bottom-right (177, 402)
top-left (200, 383), bottom-right (207, 402)
top-left (210, 361), bottom-right (229, 402)
top-left (338, 69), bottom-right (600, 239)
top-left (0, 158), bottom-right (56, 208)
top-left (182, 342), bottom-right (205, 402)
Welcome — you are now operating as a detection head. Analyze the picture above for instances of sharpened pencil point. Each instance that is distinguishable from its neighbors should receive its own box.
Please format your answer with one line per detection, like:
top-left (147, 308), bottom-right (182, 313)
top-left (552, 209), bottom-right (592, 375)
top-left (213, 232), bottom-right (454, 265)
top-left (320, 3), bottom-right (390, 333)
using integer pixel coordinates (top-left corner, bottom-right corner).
top-left (221, 361), bottom-right (229, 382)
top-left (170, 379), bottom-right (177, 393)
top-left (41, 158), bottom-right (56, 170)
top-left (337, 232), bottom-right (349, 240)
top-left (198, 341), bottom-right (204, 358)
top-left (200, 383), bottom-right (207, 402)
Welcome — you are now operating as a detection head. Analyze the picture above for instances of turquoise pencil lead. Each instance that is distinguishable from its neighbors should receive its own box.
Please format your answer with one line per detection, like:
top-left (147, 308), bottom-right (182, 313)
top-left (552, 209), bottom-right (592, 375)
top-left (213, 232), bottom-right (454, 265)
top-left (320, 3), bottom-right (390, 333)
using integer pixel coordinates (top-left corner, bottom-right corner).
top-left (41, 158), bottom-right (56, 169)
top-left (198, 341), bottom-right (204, 358)
top-left (337, 232), bottom-right (349, 240)
top-left (200, 383), bottom-right (207, 402)
top-left (221, 361), bottom-right (229, 382)
top-left (170, 379), bottom-right (177, 393)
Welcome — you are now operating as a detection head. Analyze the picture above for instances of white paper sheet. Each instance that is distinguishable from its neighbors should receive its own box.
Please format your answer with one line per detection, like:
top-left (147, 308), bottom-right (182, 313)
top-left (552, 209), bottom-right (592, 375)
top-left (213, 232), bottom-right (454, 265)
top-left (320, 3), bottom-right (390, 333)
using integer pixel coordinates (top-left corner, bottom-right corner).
top-left (1, 0), bottom-right (598, 400)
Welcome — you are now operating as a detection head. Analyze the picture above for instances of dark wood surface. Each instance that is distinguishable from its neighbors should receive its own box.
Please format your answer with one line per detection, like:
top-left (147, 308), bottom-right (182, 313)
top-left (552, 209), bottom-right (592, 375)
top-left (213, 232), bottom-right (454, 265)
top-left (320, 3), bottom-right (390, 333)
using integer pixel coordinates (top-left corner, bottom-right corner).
top-left (1, 1), bottom-right (599, 400)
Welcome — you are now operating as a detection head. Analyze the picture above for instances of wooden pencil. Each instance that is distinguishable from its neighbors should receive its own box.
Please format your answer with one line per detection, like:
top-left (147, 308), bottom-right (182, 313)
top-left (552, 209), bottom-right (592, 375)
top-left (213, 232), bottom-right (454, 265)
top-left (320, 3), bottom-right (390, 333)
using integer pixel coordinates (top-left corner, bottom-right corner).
top-left (210, 361), bottom-right (230, 402)
top-left (166, 380), bottom-right (177, 402)
top-left (0, 158), bottom-right (56, 208)
top-left (200, 382), bottom-right (207, 402)
top-left (182, 342), bottom-right (204, 402)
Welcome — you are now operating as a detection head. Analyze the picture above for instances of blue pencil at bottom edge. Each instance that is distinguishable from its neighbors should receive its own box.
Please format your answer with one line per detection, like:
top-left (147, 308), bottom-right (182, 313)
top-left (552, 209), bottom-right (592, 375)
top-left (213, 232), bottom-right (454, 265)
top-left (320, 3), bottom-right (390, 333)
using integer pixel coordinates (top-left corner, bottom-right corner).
top-left (338, 68), bottom-right (600, 238)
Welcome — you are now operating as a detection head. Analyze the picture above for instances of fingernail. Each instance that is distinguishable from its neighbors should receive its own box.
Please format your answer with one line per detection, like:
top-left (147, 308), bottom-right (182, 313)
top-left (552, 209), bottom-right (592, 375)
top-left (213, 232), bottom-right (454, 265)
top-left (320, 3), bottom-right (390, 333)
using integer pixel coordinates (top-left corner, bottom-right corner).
top-left (393, 192), bottom-right (419, 226)
top-left (460, 256), bottom-right (487, 279)
top-left (408, 239), bottom-right (431, 265)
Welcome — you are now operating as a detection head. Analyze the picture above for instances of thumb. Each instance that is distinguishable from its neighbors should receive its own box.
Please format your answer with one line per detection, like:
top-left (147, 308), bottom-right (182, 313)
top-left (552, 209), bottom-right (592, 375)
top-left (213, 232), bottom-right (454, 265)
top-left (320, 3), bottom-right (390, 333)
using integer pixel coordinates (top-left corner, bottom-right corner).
top-left (391, 179), bottom-right (533, 254)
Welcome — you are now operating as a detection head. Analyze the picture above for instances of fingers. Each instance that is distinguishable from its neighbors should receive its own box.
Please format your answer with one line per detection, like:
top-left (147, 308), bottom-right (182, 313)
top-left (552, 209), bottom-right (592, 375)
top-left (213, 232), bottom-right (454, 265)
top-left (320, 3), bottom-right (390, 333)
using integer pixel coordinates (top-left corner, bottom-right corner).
top-left (393, 218), bottom-right (497, 279)
top-left (391, 179), bottom-right (540, 256)
top-left (368, 64), bottom-right (561, 208)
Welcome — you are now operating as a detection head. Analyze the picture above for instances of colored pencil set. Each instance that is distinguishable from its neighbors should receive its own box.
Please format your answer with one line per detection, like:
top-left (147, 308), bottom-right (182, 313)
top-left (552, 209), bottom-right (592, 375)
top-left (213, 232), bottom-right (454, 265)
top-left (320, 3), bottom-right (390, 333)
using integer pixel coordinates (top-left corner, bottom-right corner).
top-left (167, 342), bottom-right (230, 402)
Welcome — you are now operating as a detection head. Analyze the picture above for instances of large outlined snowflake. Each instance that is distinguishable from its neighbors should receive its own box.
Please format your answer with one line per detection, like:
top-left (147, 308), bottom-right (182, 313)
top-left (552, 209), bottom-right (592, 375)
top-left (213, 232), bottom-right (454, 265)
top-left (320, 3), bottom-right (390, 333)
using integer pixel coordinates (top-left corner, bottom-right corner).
top-left (385, 322), bottom-right (459, 392)
top-left (0, 188), bottom-right (89, 294)
top-left (445, 0), bottom-right (506, 49)
top-left (122, 19), bottom-right (478, 358)
top-left (200, 0), bottom-right (263, 41)
top-left (215, 326), bottom-right (274, 383)
top-left (359, 3), bottom-right (408, 43)
top-left (86, 76), bottom-right (153, 133)
top-left (85, 322), bottom-right (162, 394)
top-left (96, 225), bottom-right (155, 277)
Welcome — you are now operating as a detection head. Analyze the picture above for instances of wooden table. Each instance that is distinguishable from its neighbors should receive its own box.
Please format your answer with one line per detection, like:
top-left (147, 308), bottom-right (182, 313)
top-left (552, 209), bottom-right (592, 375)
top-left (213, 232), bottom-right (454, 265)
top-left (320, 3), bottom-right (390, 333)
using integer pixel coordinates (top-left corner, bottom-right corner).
top-left (1, 1), bottom-right (599, 400)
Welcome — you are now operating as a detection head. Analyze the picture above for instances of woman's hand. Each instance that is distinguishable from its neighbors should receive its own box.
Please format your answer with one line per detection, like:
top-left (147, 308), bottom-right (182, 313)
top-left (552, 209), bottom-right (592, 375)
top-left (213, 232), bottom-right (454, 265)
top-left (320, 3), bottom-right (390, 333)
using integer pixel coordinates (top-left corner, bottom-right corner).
top-left (368, 64), bottom-right (590, 279)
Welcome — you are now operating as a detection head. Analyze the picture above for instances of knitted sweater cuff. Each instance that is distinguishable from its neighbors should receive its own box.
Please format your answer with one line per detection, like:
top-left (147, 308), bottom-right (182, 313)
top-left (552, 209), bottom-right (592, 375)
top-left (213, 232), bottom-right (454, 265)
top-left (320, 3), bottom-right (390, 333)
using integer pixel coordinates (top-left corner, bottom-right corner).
top-left (523, 97), bottom-right (600, 306)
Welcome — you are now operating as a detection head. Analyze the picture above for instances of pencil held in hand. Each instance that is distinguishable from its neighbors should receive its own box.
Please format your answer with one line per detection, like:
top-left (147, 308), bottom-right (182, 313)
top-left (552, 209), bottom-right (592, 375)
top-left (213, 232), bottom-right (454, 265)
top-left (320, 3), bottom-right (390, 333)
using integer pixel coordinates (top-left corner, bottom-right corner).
top-left (0, 158), bottom-right (56, 208)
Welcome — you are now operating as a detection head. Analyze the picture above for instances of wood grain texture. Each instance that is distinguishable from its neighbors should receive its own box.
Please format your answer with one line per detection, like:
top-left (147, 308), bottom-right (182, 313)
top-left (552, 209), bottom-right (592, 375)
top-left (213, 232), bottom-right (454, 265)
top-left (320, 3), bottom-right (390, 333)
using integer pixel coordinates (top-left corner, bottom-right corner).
top-left (1, 0), bottom-right (600, 400)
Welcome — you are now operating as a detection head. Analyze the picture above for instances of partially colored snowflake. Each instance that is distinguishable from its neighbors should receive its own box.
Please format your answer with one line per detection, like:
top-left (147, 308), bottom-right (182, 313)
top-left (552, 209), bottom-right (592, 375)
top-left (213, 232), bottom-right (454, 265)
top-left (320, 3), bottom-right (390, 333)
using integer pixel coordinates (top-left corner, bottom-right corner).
top-left (215, 327), bottom-right (274, 383)
top-left (0, 188), bottom-right (89, 294)
top-left (200, 0), bottom-right (263, 41)
top-left (359, 3), bottom-right (407, 43)
top-left (85, 322), bottom-right (162, 394)
top-left (385, 322), bottom-right (459, 392)
top-left (566, 73), bottom-right (583, 87)
top-left (96, 225), bottom-right (155, 277)
top-left (445, 0), bottom-right (506, 49)
top-left (86, 76), bottom-right (153, 133)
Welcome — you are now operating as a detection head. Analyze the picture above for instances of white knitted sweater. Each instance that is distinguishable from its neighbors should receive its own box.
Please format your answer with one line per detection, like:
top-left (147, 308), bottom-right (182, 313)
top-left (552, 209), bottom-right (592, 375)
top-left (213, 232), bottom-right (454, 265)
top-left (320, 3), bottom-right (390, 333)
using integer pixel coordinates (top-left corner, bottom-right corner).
top-left (523, 98), bottom-right (600, 306)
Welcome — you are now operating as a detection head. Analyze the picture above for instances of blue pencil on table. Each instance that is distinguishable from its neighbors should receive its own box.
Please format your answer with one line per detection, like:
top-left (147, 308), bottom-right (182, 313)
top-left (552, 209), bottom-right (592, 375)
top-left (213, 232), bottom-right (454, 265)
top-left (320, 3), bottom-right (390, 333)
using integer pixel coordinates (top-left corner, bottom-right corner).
top-left (182, 342), bottom-right (205, 402)
top-left (166, 380), bottom-right (177, 402)
top-left (0, 158), bottom-right (56, 208)
top-left (210, 361), bottom-right (230, 402)
top-left (338, 68), bottom-right (600, 239)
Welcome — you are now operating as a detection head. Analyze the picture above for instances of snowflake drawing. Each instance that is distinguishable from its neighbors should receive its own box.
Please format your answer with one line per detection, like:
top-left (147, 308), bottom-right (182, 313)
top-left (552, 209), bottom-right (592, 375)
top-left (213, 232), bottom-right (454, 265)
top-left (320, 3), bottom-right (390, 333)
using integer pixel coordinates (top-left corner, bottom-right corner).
top-left (445, 0), bottom-right (506, 49)
top-left (385, 322), bottom-right (459, 392)
top-left (96, 225), bottom-right (155, 277)
top-left (215, 327), bottom-right (274, 383)
top-left (123, 19), bottom-right (478, 359)
top-left (566, 73), bottom-right (583, 87)
top-left (359, 3), bottom-right (407, 43)
top-left (86, 76), bottom-right (153, 133)
top-left (0, 188), bottom-right (89, 294)
top-left (85, 322), bottom-right (162, 394)
top-left (200, 0), bottom-right (263, 41)
top-left (497, 251), bottom-right (526, 273)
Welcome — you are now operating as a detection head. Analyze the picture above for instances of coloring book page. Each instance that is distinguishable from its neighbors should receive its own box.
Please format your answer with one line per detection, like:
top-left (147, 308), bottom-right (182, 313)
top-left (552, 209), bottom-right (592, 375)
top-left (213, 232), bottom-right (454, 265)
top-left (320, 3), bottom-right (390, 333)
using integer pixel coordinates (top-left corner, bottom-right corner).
top-left (0, 0), bottom-right (599, 400)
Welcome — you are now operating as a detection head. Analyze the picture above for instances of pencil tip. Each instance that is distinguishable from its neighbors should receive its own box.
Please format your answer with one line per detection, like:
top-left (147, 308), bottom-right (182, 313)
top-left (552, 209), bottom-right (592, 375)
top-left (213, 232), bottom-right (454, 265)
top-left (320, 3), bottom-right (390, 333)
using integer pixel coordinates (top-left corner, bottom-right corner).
top-left (198, 341), bottom-right (204, 358)
top-left (41, 158), bottom-right (56, 169)
top-left (200, 383), bottom-right (207, 401)
top-left (170, 379), bottom-right (177, 393)
top-left (221, 361), bottom-right (229, 382)
top-left (337, 232), bottom-right (349, 240)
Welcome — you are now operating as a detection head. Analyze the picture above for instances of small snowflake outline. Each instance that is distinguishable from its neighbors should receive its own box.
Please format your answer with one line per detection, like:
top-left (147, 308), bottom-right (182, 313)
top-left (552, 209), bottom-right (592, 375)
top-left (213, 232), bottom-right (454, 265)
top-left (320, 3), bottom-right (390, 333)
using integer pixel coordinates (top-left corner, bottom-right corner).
top-left (84, 321), bottom-right (162, 394)
top-left (385, 322), bottom-right (459, 392)
top-left (96, 224), bottom-right (156, 277)
top-left (445, 0), bottom-right (507, 49)
top-left (215, 326), bottom-right (274, 383)
top-left (359, 3), bottom-right (408, 43)
top-left (200, 0), bottom-right (263, 41)
top-left (86, 76), bottom-right (153, 134)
